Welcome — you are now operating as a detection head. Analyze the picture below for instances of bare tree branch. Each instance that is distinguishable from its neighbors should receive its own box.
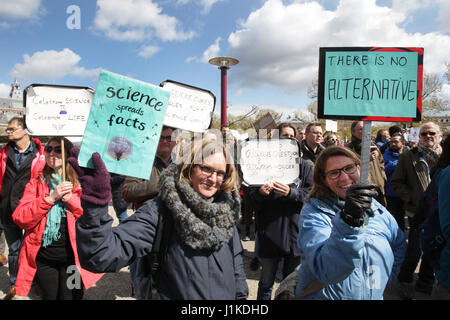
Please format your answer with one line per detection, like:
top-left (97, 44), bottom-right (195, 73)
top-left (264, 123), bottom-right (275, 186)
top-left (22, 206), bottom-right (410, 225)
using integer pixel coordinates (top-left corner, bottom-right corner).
top-left (228, 105), bottom-right (259, 127)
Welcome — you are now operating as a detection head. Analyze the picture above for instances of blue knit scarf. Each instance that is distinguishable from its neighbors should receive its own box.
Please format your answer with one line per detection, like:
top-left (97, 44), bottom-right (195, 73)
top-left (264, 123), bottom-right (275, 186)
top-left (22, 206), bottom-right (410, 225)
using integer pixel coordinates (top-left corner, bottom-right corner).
top-left (42, 174), bottom-right (67, 247)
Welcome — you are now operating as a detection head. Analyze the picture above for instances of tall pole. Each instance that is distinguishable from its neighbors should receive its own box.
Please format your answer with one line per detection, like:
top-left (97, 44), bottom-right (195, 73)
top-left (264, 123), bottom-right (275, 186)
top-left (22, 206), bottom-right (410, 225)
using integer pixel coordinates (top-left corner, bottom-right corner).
top-left (209, 57), bottom-right (239, 127)
top-left (220, 66), bottom-right (228, 126)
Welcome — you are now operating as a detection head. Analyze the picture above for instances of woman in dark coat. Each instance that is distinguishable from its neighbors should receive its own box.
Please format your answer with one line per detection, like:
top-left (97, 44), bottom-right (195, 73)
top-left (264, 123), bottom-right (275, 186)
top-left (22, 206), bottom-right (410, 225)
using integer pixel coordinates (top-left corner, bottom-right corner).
top-left (247, 123), bottom-right (313, 300)
top-left (70, 140), bottom-right (248, 300)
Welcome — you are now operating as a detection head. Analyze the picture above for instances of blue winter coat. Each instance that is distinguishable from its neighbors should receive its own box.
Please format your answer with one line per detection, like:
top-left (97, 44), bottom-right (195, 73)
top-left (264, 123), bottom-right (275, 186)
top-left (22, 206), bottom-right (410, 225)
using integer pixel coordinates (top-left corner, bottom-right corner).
top-left (382, 148), bottom-right (400, 197)
top-left (76, 197), bottom-right (249, 300)
top-left (295, 197), bottom-right (406, 300)
top-left (438, 166), bottom-right (450, 291)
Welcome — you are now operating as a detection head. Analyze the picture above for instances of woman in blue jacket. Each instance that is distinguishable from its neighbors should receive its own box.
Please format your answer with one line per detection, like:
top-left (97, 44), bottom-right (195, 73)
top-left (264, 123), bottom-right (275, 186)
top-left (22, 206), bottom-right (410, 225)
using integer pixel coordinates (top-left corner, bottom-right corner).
top-left (295, 146), bottom-right (406, 300)
top-left (69, 140), bottom-right (248, 300)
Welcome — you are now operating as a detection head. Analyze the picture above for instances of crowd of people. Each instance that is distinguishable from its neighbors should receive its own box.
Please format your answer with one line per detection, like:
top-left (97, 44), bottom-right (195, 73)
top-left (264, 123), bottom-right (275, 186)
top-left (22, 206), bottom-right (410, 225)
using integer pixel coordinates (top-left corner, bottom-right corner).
top-left (0, 115), bottom-right (449, 300)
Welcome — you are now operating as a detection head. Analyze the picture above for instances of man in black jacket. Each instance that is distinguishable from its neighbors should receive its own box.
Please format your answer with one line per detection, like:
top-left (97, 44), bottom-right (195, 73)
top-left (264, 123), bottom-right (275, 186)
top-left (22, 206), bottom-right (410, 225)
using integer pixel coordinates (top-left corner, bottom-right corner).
top-left (0, 117), bottom-right (45, 299)
top-left (300, 123), bottom-right (325, 167)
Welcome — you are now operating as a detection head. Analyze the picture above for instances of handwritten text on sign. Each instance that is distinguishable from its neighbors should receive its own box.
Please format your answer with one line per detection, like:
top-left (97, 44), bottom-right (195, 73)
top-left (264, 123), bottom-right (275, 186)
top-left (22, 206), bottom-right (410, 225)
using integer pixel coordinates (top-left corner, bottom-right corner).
top-left (161, 81), bottom-right (215, 133)
top-left (78, 70), bottom-right (170, 179)
top-left (324, 51), bottom-right (418, 118)
top-left (239, 139), bottom-right (300, 186)
top-left (24, 85), bottom-right (93, 136)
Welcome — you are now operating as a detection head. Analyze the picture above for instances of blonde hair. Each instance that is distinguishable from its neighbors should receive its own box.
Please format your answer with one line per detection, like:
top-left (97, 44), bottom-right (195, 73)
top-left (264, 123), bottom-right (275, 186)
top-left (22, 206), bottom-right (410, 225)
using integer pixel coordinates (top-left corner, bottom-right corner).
top-left (307, 146), bottom-right (360, 201)
top-left (178, 139), bottom-right (239, 192)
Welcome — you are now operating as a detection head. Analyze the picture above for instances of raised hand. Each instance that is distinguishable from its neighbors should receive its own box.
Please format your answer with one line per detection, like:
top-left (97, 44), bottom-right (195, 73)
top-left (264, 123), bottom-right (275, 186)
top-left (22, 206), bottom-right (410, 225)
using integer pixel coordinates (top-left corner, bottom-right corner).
top-left (341, 183), bottom-right (378, 227)
top-left (67, 149), bottom-right (112, 206)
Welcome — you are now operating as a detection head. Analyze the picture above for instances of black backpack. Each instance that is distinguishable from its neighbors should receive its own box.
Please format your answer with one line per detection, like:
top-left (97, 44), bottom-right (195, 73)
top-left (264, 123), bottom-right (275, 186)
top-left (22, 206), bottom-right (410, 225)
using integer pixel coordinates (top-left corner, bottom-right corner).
top-left (420, 169), bottom-right (446, 271)
top-left (143, 206), bottom-right (173, 289)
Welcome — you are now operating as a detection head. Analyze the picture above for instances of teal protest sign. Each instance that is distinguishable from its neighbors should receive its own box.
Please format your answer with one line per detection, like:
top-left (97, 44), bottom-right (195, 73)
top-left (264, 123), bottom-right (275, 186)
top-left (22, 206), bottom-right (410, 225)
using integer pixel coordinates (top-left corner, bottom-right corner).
top-left (78, 70), bottom-right (170, 179)
top-left (318, 47), bottom-right (423, 122)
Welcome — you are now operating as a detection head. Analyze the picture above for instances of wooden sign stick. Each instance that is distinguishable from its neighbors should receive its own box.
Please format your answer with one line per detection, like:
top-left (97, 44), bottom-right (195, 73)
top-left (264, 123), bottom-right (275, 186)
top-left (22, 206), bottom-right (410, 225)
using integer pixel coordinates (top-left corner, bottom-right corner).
top-left (61, 137), bottom-right (66, 181)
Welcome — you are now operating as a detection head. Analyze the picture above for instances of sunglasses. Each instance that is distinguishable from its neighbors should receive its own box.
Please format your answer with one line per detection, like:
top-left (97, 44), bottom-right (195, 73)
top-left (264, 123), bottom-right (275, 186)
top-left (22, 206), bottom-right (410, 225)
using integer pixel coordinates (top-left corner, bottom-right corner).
top-left (45, 146), bottom-right (62, 154)
top-left (420, 131), bottom-right (437, 137)
top-left (159, 135), bottom-right (173, 142)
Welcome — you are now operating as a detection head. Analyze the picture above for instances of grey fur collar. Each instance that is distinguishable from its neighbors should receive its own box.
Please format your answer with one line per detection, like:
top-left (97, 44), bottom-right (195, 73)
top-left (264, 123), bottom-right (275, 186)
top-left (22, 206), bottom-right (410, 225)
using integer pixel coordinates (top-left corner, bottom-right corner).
top-left (158, 163), bottom-right (240, 251)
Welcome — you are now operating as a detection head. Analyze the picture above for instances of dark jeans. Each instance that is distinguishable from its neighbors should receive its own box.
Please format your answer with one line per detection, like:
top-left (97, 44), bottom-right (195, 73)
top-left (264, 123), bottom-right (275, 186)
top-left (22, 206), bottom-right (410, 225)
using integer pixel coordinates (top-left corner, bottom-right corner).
top-left (397, 215), bottom-right (435, 285)
top-left (257, 255), bottom-right (300, 300)
top-left (386, 196), bottom-right (407, 231)
top-left (3, 223), bottom-right (23, 287)
top-left (35, 256), bottom-right (84, 300)
top-left (242, 188), bottom-right (254, 234)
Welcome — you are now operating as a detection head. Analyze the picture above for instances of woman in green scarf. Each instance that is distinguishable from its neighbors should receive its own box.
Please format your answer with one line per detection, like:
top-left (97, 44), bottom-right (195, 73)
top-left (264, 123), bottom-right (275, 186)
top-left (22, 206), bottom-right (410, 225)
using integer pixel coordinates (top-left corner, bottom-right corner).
top-left (12, 137), bottom-right (103, 299)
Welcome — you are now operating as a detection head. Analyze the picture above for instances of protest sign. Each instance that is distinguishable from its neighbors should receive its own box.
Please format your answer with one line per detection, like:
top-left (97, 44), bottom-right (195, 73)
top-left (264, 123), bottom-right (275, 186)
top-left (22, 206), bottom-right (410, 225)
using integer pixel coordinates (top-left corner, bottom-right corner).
top-left (253, 112), bottom-right (277, 131)
top-left (239, 138), bottom-right (300, 186)
top-left (325, 119), bottom-right (338, 132)
top-left (24, 84), bottom-right (94, 136)
top-left (251, 112), bottom-right (277, 138)
top-left (318, 47), bottom-right (423, 122)
top-left (407, 127), bottom-right (420, 142)
top-left (160, 80), bottom-right (215, 132)
top-left (78, 70), bottom-right (170, 179)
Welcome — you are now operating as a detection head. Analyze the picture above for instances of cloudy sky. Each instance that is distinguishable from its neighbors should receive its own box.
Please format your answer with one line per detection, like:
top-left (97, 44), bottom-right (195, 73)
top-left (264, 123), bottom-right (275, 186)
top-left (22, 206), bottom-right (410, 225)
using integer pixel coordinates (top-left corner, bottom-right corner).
top-left (0, 0), bottom-right (449, 117)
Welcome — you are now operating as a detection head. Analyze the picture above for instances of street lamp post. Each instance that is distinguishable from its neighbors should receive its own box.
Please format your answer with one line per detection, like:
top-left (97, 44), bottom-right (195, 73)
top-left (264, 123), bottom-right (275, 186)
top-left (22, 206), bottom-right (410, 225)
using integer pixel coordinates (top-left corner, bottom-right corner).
top-left (208, 57), bottom-right (239, 127)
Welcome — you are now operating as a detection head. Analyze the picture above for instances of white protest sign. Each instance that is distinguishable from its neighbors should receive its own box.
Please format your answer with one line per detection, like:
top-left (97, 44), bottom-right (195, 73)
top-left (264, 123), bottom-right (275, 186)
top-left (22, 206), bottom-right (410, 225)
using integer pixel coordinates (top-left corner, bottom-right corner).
top-left (325, 119), bottom-right (338, 132)
top-left (24, 84), bottom-right (93, 136)
top-left (160, 80), bottom-right (215, 133)
top-left (408, 127), bottom-right (420, 142)
top-left (239, 138), bottom-right (300, 186)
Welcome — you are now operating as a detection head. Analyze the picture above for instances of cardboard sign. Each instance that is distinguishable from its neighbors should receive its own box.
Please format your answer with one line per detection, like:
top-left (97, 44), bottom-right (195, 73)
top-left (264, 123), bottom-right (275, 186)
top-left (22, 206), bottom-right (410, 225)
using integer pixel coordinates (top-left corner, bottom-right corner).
top-left (318, 47), bottom-right (423, 122)
top-left (160, 80), bottom-right (215, 132)
top-left (253, 112), bottom-right (277, 131)
top-left (78, 70), bottom-right (170, 179)
top-left (407, 127), bottom-right (420, 142)
top-left (325, 119), bottom-right (338, 133)
top-left (239, 138), bottom-right (301, 186)
top-left (24, 84), bottom-right (94, 136)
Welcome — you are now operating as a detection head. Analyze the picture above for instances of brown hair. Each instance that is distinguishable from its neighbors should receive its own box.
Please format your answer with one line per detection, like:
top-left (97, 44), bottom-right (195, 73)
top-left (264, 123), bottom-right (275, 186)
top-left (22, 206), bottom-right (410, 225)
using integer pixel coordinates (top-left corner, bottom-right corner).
top-left (42, 137), bottom-right (79, 188)
top-left (178, 139), bottom-right (239, 192)
top-left (307, 146), bottom-right (360, 201)
top-left (277, 122), bottom-right (297, 137)
top-left (305, 122), bottom-right (322, 133)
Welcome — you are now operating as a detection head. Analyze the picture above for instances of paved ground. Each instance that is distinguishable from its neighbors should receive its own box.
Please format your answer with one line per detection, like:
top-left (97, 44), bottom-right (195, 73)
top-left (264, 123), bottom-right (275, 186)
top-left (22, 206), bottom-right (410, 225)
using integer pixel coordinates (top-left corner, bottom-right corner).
top-left (0, 204), bottom-right (443, 300)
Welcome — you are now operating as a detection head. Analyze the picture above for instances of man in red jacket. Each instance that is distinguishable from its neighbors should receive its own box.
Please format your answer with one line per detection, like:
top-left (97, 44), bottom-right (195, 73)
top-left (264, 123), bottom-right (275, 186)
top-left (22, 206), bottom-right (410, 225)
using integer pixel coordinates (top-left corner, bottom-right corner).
top-left (0, 117), bottom-right (45, 300)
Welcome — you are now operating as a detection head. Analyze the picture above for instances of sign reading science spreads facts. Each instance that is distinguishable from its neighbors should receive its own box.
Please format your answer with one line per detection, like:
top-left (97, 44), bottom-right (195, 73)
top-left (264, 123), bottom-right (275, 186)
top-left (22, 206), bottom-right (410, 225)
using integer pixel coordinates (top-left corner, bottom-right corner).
top-left (24, 84), bottom-right (94, 136)
top-left (160, 80), bottom-right (215, 132)
top-left (78, 70), bottom-right (170, 179)
top-left (318, 47), bottom-right (424, 122)
top-left (239, 138), bottom-right (301, 186)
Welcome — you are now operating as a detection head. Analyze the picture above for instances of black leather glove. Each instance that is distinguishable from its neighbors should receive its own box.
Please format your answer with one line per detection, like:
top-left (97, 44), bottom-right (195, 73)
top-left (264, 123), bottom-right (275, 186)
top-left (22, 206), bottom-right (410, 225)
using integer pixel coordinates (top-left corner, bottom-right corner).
top-left (341, 183), bottom-right (378, 227)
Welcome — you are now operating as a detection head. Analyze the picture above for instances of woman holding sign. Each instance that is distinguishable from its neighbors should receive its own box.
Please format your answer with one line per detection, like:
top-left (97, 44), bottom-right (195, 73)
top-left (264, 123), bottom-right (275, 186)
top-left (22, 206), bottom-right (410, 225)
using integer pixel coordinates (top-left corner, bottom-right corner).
top-left (70, 139), bottom-right (248, 300)
top-left (12, 137), bottom-right (103, 299)
top-left (295, 146), bottom-right (406, 300)
top-left (247, 123), bottom-right (313, 300)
